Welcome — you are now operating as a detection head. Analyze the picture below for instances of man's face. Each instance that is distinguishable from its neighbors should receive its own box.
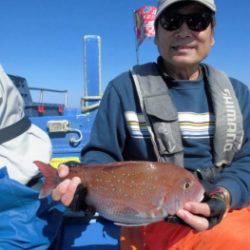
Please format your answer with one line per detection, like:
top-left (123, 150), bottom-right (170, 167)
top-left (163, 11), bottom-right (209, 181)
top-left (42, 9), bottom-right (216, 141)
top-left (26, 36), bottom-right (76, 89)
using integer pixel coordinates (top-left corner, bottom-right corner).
top-left (155, 3), bottom-right (215, 68)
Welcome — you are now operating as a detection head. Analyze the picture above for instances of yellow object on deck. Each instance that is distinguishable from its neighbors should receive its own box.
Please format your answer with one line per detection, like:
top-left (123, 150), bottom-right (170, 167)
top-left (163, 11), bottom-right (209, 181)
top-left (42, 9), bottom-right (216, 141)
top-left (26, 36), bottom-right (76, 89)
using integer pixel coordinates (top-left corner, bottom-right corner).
top-left (50, 157), bottom-right (80, 169)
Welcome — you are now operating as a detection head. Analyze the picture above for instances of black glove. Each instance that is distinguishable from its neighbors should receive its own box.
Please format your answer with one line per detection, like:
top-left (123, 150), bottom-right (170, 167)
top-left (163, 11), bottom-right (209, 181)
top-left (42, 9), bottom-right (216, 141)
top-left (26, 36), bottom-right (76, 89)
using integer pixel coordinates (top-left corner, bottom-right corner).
top-left (63, 161), bottom-right (96, 216)
top-left (164, 214), bottom-right (187, 225)
top-left (64, 160), bottom-right (81, 168)
top-left (69, 184), bottom-right (95, 216)
top-left (204, 187), bottom-right (230, 229)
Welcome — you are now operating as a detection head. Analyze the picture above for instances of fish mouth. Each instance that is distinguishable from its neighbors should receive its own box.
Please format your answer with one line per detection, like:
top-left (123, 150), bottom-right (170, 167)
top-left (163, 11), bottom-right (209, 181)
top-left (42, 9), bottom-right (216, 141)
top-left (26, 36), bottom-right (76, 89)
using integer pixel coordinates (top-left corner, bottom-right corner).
top-left (197, 186), bottom-right (205, 202)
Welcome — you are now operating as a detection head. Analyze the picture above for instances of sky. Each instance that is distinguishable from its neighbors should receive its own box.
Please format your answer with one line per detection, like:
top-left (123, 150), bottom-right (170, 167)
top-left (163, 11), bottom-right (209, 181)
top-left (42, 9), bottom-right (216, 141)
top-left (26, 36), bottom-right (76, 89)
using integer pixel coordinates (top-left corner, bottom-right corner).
top-left (1, 0), bottom-right (250, 107)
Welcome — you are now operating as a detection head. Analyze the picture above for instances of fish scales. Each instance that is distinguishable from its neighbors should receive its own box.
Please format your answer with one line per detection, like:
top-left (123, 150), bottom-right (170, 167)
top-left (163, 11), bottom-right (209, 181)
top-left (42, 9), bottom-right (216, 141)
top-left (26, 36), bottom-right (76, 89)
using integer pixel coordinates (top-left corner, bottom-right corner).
top-left (35, 161), bottom-right (205, 226)
top-left (85, 163), bottom-right (169, 205)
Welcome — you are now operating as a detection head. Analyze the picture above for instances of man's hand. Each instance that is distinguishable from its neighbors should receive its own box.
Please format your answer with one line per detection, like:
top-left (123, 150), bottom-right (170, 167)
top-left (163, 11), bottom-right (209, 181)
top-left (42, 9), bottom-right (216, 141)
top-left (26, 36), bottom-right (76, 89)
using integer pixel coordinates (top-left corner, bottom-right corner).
top-left (51, 164), bottom-right (81, 206)
top-left (176, 202), bottom-right (210, 231)
top-left (176, 187), bottom-right (230, 231)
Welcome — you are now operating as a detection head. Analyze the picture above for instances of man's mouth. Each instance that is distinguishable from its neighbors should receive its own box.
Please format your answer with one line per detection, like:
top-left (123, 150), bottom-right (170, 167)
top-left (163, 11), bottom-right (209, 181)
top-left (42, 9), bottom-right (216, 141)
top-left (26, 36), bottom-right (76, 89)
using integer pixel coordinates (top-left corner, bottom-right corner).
top-left (172, 45), bottom-right (194, 51)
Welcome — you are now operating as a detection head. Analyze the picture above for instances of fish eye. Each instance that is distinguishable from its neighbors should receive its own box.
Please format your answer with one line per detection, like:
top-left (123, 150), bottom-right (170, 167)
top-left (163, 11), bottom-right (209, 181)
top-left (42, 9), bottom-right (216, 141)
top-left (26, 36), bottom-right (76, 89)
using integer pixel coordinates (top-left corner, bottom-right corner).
top-left (183, 179), bottom-right (193, 190)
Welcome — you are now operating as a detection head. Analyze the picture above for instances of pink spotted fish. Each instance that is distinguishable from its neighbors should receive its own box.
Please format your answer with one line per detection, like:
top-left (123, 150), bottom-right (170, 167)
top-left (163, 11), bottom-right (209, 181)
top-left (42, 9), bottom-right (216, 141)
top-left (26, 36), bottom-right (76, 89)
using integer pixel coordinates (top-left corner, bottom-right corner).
top-left (35, 161), bottom-right (204, 226)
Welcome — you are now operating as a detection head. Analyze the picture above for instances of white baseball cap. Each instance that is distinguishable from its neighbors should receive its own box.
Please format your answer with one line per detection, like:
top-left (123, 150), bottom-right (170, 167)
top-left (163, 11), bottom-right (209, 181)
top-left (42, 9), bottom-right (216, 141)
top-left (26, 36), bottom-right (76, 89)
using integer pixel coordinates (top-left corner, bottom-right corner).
top-left (156, 0), bottom-right (216, 21)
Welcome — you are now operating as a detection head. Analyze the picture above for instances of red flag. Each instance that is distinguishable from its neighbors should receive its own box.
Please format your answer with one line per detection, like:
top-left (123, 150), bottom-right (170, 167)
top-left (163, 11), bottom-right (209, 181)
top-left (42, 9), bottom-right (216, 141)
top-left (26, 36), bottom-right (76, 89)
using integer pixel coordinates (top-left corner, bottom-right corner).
top-left (134, 6), bottom-right (157, 48)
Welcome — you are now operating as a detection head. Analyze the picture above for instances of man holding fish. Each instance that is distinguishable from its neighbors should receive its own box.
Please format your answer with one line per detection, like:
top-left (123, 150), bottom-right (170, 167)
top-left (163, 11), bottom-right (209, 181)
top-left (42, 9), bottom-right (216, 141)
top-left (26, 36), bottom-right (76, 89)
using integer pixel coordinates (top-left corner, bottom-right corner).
top-left (51, 0), bottom-right (250, 249)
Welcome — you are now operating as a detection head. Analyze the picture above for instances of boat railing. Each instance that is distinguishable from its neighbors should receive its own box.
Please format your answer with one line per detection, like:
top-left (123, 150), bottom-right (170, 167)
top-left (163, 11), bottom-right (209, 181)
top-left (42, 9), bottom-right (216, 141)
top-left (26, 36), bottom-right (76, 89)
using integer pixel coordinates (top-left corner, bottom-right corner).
top-left (29, 87), bottom-right (68, 107)
top-left (80, 95), bottom-right (102, 113)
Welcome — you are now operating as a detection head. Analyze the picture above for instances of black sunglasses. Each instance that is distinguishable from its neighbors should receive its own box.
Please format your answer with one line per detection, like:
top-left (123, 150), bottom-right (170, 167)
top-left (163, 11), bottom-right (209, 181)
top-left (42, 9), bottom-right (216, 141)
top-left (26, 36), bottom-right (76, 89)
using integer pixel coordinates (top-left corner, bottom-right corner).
top-left (159, 12), bottom-right (213, 32)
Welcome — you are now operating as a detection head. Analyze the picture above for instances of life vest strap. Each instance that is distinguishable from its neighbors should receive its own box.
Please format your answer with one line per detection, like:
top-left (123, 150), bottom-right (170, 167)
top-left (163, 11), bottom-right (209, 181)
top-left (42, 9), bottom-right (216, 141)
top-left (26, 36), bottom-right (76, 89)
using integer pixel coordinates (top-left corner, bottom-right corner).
top-left (0, 116), bottom-right (31, 144)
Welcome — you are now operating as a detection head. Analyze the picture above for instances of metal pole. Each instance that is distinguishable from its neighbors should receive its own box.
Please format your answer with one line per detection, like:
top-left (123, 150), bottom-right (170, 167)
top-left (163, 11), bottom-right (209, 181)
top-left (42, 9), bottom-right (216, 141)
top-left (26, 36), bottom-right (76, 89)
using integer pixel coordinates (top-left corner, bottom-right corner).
top-left (83, 36), bottom-right (88, 98)
top-left (39, 89), bottom-right (44, 104)
top-left (97, 35), bottom-right (102, 96)
top-left (133, 11), bottom-right (140, 65)
top-left (136, 47), bottom-right (140, 65)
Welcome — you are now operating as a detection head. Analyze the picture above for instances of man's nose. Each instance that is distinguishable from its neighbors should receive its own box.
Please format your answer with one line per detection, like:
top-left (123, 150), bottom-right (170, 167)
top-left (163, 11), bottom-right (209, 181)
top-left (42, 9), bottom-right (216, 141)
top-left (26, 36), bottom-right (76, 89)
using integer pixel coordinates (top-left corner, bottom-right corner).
top-left (175, 22), bottom-right (192, 38)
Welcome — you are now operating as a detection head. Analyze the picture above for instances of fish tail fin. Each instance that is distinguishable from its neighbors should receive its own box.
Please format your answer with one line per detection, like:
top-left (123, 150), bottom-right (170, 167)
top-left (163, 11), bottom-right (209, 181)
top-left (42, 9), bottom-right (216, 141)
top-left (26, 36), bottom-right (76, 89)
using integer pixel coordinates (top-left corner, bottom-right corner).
top-left (34, 161), bottom-right (59, 199)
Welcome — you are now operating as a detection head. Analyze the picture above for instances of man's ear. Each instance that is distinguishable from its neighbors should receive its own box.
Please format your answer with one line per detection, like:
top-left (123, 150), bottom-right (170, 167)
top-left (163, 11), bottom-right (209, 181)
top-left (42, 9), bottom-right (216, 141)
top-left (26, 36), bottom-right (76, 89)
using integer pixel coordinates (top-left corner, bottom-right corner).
top-left (210, 28), bottom-right (215, 47)
top-left (211, 36), bottom-right (215, 47)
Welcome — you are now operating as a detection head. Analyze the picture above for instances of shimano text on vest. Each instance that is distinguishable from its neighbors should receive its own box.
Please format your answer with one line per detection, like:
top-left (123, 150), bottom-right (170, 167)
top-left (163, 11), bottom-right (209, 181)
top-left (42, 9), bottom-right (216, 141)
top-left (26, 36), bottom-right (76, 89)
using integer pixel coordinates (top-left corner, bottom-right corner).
top-left (223, 88), bottom-right (237, 152)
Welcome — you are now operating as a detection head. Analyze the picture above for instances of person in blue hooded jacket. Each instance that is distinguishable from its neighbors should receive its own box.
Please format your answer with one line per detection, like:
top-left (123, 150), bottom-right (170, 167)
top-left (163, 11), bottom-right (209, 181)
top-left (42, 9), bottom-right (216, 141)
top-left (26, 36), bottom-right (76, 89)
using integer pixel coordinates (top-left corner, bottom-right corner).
top-left (0, 65), bottom-right (63, 249)
top-left (52, 0), bottom-right (250, 249)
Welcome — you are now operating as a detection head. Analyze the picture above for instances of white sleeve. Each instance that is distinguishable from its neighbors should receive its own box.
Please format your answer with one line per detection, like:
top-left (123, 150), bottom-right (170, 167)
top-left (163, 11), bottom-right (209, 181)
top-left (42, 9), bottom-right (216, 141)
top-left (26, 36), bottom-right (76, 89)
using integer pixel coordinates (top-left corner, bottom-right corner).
top-left (0, 124), bottom-right (52, 185)
top-left (0, 64), bottom-right (52, 185)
